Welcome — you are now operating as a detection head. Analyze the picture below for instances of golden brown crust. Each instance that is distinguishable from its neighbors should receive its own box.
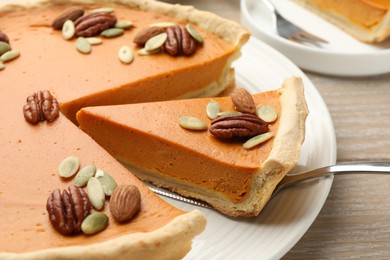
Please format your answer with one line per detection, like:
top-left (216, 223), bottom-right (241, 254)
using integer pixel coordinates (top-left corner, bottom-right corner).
top-left (0, 0), bottom-right (249, 47)
top-left (295, 0), bottom-right (390, 42)
top-left (0, 210), bottom-right (206, 260)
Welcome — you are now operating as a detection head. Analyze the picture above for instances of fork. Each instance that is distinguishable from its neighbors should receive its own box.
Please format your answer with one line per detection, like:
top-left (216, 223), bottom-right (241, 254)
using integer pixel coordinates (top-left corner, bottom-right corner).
top-left (262, 0), bottom-right (328, 46)
top-left (149, 162), bottom-right (390, 208)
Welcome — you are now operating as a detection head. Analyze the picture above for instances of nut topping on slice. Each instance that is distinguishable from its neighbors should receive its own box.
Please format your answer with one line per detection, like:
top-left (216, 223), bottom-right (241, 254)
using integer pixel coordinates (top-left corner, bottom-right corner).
top-left (52, 7), bottom-right (85, 30)
top-left (23, 90), bottom-right (59, 124)
top-left (74, 13), bottom-right (117, 37)
top-left (46, 185), bottom-right (91, 235)
top-left (133, 26), bottom-right (166, 46)
top-left (231, 88), bottom-right (257, 114)
top-left (110, 184), bottom-right (141, 223)
top-left (0, 31), bottom-right (10, 44)
top-left (209, 114), bottom-right (268, 139)
top-left (164, 25), bottom-right (197, 56)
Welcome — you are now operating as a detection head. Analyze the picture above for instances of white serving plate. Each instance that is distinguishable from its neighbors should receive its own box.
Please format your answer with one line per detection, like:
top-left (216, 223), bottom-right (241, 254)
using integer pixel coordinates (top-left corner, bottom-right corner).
top-left (241, 0), bottom-right (390, 76)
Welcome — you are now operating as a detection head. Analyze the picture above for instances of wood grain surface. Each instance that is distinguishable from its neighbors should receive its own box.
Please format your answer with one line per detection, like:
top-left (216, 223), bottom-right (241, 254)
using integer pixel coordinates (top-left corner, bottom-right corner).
top-left (163, 0), bottom-right (390, 258)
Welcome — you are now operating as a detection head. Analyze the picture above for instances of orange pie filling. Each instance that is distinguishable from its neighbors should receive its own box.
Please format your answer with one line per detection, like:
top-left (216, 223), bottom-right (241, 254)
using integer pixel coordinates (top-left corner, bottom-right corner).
top-left (77, 91), bottom-right (281, 204)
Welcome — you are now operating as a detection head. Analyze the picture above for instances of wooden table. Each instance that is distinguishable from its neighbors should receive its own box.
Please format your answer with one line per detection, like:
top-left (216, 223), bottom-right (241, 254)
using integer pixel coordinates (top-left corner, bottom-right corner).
top-left (165, 0), bottom-right (390, 258)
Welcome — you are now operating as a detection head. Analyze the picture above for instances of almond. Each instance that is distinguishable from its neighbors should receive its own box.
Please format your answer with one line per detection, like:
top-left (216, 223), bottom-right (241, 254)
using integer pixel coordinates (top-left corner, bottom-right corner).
top-left (133, 26), bottom-right (165, 46)
top-left (109, 184), bottom-right (141, 223)
top-left (230, 88), bottom-right (256, 114)
top-left (52, 7), bottom-right (84, 30)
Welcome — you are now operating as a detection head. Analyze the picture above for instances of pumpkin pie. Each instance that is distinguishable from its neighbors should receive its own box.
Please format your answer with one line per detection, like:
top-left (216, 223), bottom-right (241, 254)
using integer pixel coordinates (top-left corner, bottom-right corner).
top-left (0, 0), bottom-right (249, 124)
top-left (77, 76), bottom-right (309, 217)
top-left (0, 0), bottom-right (250, 257)
top-left (295, 0), bottom-right (390, 42)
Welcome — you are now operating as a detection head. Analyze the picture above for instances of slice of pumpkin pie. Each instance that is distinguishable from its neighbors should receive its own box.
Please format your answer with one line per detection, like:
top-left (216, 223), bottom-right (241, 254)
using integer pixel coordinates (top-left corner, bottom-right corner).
top-left (77, 76), bottom-right (309, 217)
top-left (295, 0), bottom-right (390, 42)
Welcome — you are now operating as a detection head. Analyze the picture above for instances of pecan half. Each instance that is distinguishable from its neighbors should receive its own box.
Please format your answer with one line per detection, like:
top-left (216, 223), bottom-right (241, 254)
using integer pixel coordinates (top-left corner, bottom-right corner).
top-left (46, 185), bottom-right (91, 235)
top-left (52, 7), bottom-right (85, 30)
top-left (23, 90), bottom-right (59, 124)
top-left (231, 88), bottom-right (257, 114)
top-left (164, 25), bottom-right (197, 56)
top-left (209, 114), bottom-right (268, 139)
top-left (133, 26), bottom-right (166, 46)
top-left (74, 13), bottom-right (116, 37)
top-left (0, 31), bottom-right (9, 44)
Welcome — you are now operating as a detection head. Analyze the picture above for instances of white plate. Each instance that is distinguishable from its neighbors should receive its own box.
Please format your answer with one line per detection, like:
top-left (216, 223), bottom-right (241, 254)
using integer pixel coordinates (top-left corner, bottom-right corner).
top-left (162, 37), bottom-right (337, 259)
top-left (241, 0), bottom-right (390, 76)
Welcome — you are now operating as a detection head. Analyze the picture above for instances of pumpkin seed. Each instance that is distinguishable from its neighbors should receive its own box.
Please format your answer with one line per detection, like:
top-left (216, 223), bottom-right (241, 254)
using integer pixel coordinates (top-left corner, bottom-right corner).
top-left (216, 111), bottom-right (242, 117)
top-left (95, 169), bottom-right (117, 196)
top-left (137, 47), bottom-right (162, 56)
top-left (243, 132), bottom-right (273, 150)
top-left (257, 105), bottom-right (278, 123)
top-left (0, 62), bottom-right (4, 70)
top-left (0, 50), bottom-right (20, 62)
top-left (89, 7), bottom-right (114, 14)
top-left (186, 24), bottom-right (203, 43)
top-left (75, 37), bottom-right (91, 54)
top-left (144, 33), bottom-right (167, 52)
top-left (115, 20), bottom-right (133, 29)
top-left (87, 177), bottom-right (105, 210)
top-left (206, 99), bottom-right (221, 120)
top-left (149, 22), bottom-right (176, 28)
top-left (101, 28), bottom-right (124, 38)
top-left (86, 37), bottom-right (103, 45)
top-left (58, 156), bottom-right (80, 178)
top-left (62, 20), bottom-right (75, 40)
top-left (179, 116), bottom-right (207, 131)
top-left (0, 42), bottom-right (11, 56)
top-left (81, 212), bottom-right (109, 235)
top-left (118, 45), bottom-right (134, 64)
top-left (74, 164), bottom-right (96, 187)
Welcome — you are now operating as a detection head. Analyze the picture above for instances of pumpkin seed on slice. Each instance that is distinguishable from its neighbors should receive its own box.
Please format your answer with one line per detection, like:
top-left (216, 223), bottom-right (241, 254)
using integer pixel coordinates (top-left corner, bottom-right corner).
top-left (62, 20), bottom-right (75, 40)
top-left (118, 45), bottom-right (134, 64)
top-left (115, 20), bottom-right (133, 29)
top-left (186, 24), bottom-right (203, 43)
top-left (75, 37), bottom-right (91, 54)
top-left (0, 62), bottom-right (4, 70)
top-left (149, 22), bottom-right (176, 28)
top-left (101, 28), bottom-right (124, 38)
top-left (243, 132), bottom-right (273, 150)
top-left (95, 169), bottom-right (117, 196)
top-left (87, 177), bottom-right (105, 210)
top-left (74, 164), bottom-right (96, 187)
top-left (206, 99), bottom-right (221, 120)
top-left (137, 47), bottom-right (162, 56)
top-left (89, 7), bottom-right (114, 14)
top-left (216, 111), bottom-right (242, 117)
top-left (179, 116), bottom-right (207, 131)
top-left (81, 212), bottom-right (109, 235)
top-left (0, 42), bottom-right (11, 56)
top-left (58, 156), bottom-right (80, 178)
top-left (144, 33), bottom-right (167, 52)
top-left (257, 105), bottom-right (278, 123)
top-left (0, 50), bottom-right (20, 62)
top-left (86, 37), bottom-right (103, 45)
